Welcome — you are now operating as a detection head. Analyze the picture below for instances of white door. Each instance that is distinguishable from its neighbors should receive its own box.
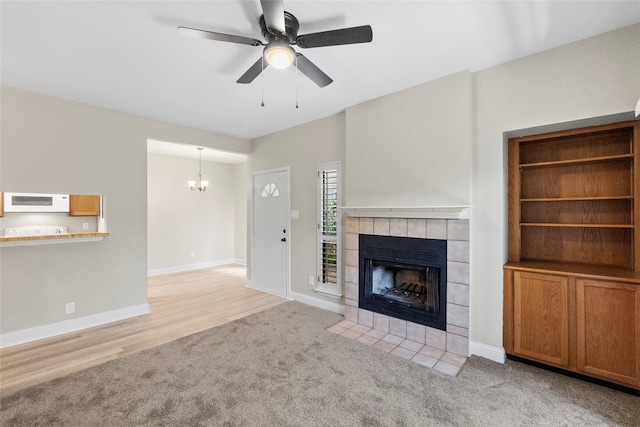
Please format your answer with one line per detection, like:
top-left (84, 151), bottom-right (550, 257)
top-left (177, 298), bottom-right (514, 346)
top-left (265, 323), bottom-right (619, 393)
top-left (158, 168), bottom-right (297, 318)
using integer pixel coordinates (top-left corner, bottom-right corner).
top-left (252, 168), bottom-right (289, 297)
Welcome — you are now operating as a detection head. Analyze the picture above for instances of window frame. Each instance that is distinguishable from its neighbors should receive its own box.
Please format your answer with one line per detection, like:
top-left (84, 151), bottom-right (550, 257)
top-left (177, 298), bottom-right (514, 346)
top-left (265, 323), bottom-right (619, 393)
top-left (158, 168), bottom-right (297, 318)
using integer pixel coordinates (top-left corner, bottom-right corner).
top-left (316, 161), bottom-right (342, 298)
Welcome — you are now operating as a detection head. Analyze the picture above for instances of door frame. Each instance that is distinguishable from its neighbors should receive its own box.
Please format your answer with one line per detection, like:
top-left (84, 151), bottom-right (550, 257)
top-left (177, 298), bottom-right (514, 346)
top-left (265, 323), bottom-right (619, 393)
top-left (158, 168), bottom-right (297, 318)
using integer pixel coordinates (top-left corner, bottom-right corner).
top-left (250, 166), bottom-right (291, 298)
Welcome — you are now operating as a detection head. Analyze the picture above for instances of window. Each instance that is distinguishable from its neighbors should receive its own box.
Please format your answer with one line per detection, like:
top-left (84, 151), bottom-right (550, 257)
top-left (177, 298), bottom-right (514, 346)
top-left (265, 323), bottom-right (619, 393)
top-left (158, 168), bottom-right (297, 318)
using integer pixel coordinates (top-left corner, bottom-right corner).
top-left (261, 182), bottom-right (280, 198)
top-left (316, 162), bottom-right (342, 298)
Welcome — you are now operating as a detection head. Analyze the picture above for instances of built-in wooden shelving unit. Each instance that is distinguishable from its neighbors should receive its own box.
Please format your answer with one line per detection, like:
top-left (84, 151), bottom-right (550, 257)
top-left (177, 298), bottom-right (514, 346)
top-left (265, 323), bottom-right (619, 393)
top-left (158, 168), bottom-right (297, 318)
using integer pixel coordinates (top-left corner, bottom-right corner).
top-left (504, 120), bottom-right (640, 392)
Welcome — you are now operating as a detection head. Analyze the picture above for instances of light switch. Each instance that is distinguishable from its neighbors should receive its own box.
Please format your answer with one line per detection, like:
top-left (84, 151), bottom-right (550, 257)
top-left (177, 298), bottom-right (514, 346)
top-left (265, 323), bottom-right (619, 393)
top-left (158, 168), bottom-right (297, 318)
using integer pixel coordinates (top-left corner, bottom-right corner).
top-left (291, 210), bottom-right (300, 219)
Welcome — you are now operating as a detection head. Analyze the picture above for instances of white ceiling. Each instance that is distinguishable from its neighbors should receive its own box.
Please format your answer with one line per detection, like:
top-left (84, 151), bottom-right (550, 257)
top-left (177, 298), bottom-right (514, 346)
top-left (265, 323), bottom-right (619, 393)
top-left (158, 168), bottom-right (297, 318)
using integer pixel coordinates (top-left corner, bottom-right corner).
top-left (2, 1), bottom-right (640, 154)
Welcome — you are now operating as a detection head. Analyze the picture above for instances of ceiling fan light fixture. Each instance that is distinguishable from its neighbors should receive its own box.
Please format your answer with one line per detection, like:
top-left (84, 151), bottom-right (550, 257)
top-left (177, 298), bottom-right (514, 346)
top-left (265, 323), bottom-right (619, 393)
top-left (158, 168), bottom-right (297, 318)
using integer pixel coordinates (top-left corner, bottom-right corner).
top-left (264, 41), bottom-right (295, 69)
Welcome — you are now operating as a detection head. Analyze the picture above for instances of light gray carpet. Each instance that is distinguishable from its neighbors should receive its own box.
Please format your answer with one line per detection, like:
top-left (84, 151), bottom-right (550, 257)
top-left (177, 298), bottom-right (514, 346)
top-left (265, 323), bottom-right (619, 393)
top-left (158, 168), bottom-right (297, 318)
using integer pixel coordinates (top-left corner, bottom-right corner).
top-left (1, 301), bottom-right (638, 426)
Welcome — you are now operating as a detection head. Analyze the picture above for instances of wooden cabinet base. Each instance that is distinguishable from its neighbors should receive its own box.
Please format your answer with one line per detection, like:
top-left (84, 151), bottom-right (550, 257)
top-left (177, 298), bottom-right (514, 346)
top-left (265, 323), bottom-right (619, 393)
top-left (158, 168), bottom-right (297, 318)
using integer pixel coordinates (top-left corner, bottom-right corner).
top-left (512, 271), bottom-right (570, 367)
top-left (504, 265), bottom-right (640, 391)
top-left (576, 279), bottom-right (640, 388)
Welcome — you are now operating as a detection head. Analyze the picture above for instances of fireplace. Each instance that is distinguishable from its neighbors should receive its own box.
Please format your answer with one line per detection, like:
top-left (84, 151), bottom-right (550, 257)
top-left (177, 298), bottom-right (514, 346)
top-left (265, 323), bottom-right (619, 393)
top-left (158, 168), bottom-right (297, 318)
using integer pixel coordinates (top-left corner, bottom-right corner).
top-left (343, 216), bottom-right (470, 357)
top-left (359, 234), bottom-right (447, 330)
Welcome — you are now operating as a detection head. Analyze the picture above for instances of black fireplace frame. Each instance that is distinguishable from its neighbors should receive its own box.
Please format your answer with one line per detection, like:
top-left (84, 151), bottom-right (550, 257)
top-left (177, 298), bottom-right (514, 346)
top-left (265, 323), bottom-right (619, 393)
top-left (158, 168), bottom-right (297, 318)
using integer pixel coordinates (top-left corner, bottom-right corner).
top-left (359, 234), bottom-right (447, 331)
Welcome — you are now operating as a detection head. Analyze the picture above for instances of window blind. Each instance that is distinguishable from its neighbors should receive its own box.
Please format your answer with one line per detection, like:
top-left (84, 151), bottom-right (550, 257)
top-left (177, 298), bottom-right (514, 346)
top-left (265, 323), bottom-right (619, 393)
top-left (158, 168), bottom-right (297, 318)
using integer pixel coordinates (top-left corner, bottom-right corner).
top-left (317, 163), bottom-right (341, 297)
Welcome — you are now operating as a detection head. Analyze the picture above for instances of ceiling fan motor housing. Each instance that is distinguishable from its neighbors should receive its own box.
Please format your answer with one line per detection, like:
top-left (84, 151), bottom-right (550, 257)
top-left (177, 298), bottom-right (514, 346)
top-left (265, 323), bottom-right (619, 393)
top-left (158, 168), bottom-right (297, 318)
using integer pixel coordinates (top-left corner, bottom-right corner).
top-left (260, 11), bottom-right (299, 44)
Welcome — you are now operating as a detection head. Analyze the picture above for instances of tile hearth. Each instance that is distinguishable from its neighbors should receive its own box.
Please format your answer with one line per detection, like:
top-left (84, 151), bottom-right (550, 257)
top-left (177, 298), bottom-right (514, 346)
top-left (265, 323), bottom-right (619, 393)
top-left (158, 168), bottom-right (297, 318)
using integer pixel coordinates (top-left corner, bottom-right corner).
top-left (328, 320), bottom-right (467, 376)
top-left (335, 215), bottom-right (471, 376)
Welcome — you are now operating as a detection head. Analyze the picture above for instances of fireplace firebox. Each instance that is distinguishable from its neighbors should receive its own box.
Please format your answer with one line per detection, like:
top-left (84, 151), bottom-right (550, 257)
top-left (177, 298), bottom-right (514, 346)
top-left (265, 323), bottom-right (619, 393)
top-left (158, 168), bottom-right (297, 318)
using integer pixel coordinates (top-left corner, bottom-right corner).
top-left (359, 234), bottom-right (447, 330)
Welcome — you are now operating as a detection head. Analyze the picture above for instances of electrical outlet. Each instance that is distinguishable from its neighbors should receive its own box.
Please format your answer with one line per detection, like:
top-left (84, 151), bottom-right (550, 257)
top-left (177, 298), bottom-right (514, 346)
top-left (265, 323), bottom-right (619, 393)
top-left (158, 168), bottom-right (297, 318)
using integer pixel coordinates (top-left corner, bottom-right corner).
top-left (308, 275), bottom-right (315, 288)
top-left (65, 302), bottom-right (75, 315)
top-left (82, 222), bottom-right (89, 230)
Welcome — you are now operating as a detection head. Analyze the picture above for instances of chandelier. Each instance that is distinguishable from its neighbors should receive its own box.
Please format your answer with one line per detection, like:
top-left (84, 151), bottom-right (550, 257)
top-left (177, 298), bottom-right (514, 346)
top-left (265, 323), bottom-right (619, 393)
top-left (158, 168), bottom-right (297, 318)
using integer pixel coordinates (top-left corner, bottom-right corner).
top-left (188, 147), bottom-right (209, 192)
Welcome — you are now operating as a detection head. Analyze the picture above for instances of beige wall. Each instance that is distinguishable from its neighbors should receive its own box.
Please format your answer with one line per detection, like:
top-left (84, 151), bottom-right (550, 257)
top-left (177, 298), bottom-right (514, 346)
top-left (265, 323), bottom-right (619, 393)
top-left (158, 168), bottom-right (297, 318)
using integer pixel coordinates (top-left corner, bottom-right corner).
top-left (233, 162), bottom-right (248, 262)
top-left (249, 113), bottom-right (346, 301)
top-left (346, 70), bottom-right (472, 207)
top-left (0, 87), bottom-right (249, 334)
top-left (147, 153), bottom-right (245, 272)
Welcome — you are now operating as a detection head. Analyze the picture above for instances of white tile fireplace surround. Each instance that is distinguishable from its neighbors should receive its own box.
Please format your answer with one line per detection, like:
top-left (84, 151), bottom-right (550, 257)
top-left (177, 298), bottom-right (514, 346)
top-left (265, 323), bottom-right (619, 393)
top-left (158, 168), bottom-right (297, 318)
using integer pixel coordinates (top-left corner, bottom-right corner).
top-left (341, 215), bottom-right (470, 368)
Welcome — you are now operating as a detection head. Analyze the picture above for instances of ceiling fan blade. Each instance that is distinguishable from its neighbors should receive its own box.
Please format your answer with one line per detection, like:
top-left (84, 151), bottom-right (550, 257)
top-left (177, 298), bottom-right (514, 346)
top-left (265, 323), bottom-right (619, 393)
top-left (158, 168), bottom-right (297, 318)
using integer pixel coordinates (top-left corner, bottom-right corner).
top-left (178, 26), bottom-right (263, 46)
top-left (260, 0), bottom-right (286, 34)
top-left (294, 53), bottom-right (333, 88)
top-left (296, 25), bottom-right (373, 48)
top-left (237, 57), bottom-right (266, 84)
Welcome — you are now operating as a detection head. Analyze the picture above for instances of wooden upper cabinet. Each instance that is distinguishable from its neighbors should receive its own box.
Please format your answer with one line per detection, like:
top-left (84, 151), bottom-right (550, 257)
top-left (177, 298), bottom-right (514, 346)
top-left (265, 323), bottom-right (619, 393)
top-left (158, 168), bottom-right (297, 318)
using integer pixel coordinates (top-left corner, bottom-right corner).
top-left (69, 195), bottom-right (100, 216)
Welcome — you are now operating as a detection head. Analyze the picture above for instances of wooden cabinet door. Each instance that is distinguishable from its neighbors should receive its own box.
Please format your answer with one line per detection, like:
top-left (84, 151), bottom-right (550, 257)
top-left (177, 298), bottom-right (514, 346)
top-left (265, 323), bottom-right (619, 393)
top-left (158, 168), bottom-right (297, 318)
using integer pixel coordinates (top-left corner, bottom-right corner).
top-left (513, 271), bottom-right (570, 367)
top-left (576, 279), bottom-right (640, 387)
top-left (69, 195), bottom-right (100, 216)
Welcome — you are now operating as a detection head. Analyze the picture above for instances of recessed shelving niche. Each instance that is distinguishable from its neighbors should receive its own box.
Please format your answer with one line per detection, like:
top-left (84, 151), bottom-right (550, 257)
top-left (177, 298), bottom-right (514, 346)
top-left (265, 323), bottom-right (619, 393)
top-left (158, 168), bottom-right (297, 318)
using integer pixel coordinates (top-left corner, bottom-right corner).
top-left (504, 120), bottom-right (640, 392)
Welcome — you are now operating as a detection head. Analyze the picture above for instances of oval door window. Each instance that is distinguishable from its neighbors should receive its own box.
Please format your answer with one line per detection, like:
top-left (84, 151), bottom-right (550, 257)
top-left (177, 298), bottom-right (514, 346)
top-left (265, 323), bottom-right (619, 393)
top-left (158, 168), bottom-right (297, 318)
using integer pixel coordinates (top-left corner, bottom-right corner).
top-left (261, 182), bottom-right (280, 198)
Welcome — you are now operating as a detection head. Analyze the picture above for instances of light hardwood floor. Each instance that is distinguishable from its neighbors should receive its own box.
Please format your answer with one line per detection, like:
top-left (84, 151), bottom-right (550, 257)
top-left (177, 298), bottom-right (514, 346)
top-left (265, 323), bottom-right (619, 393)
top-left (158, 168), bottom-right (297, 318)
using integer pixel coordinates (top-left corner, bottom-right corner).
top-left (0, 264), bottom-right (286, 397)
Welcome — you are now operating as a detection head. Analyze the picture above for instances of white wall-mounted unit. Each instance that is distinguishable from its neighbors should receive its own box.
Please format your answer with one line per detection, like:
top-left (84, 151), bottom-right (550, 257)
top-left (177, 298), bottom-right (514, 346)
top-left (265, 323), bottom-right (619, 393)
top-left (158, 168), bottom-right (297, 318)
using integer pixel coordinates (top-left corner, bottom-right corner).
top-left (3, 192), bottom-right (70, 213)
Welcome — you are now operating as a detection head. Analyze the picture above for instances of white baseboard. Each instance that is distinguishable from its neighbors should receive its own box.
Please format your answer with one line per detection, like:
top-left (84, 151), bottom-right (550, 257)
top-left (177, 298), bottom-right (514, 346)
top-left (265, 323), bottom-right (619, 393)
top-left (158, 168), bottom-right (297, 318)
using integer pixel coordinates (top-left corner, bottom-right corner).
top-left (147, 258), bottom-right (245, 276)
top-left (290, 291), bottom-right (345, 315)
top-left (470, 341), bottom-right (507, 363)
top-left (0, 303), bottom-right (150, 349)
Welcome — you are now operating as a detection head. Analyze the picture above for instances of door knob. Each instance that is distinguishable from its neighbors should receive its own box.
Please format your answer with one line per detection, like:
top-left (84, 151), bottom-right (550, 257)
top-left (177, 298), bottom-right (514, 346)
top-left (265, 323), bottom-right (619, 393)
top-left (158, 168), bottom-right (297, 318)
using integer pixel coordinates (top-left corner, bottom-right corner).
top-left (281, 237), bottom-right (287, 242)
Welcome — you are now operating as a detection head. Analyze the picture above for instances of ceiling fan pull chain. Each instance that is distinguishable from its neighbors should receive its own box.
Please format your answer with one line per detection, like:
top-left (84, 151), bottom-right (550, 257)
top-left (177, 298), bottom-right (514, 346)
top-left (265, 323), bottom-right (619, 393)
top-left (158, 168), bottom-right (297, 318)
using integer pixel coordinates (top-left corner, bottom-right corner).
top-left (261, 55), bottom-right (265, 107)
top-left (295, 54), bottom-right (299, 109)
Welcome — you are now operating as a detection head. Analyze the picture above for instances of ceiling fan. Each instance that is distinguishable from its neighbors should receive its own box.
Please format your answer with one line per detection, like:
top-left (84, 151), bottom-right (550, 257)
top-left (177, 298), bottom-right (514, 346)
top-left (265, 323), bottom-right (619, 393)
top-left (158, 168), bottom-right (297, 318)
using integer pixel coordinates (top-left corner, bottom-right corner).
top-left (178, 0), bottom-right (373, 88)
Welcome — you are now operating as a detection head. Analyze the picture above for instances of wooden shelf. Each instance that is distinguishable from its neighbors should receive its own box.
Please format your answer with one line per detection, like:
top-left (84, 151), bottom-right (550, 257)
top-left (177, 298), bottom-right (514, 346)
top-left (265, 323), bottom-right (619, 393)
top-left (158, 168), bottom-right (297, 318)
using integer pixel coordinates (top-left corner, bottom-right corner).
top-left (520, 199), bottom-right (633, 233)
top-left (521, 196), bottom-right (633, 202)
top-left (520, 161), bottom-right (632, 200)
top-left (510, 120), bottom-right (640, 269)
top-left (521, 223), bottom-right (633, 229)
top-left (504, 260), bottom-right (640, 283)
top-left (520, 154), bottom-right (633, 169)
